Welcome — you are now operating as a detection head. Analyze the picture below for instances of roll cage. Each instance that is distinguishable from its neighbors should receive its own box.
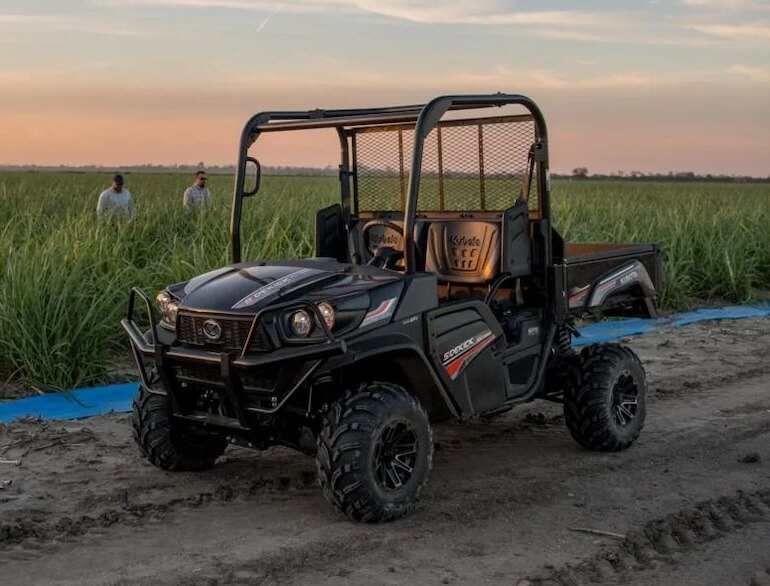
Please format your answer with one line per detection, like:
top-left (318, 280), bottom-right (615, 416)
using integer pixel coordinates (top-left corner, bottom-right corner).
top-left (230, 94), bottom-right (552, 274)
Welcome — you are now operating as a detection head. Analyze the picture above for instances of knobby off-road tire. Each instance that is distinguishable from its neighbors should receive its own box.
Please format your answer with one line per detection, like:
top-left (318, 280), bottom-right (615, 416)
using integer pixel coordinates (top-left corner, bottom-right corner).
top-left (564, 344), bottom-right (647, 452)
top-left (316, 382), bottom-right (433, 522)
top-left (132, 378), bottom-right (227, 472)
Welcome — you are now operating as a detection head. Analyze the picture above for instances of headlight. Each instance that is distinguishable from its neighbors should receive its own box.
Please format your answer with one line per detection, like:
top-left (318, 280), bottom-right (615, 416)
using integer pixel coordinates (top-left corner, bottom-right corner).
top-left (317, 302), bottom-right (336, 330)
top-left (290, 309), bottom-right (313, 337)
top-left (167, 301), bottom-right (179, 326)
top-left (156, 290), bottom-right (178, 329)
top-left (156, 291), bottom-right (171, 314)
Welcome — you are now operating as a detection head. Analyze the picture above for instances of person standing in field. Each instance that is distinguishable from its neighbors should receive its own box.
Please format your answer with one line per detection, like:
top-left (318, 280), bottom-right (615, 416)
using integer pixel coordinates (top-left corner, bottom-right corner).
top-left (96, 174), bottom-right (135, 217)
top-left (183, 170), bottom-right (212, 209)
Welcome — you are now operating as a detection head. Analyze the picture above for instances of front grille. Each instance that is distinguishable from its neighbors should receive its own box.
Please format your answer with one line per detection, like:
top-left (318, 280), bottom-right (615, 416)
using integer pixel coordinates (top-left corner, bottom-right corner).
top-left (177, 313), bottom-right (272, 353)
top-left (171, 360), bottom-right (280, 404)
top-left (172, 362), bottom-right (221, 385)
top-left (171, 362), bottom-right (276, 392)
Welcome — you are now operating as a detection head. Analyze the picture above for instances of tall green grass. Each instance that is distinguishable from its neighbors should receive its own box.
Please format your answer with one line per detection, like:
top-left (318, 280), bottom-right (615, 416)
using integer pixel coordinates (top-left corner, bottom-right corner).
top-left (0, 171), bottom-right (768, 392)
top-left (555, 182), bottom-right (770, 307)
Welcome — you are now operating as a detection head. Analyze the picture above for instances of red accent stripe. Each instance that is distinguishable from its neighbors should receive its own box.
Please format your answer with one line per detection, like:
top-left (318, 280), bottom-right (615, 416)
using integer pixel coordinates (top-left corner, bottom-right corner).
top-left (367, 299), bottom-right (392, 318)
top-left (444, 335), bottom-right (496, 380)
top-left (360, 298), bottom-right (397, 327)
top-left (570, 288), bottom-right (589, 300)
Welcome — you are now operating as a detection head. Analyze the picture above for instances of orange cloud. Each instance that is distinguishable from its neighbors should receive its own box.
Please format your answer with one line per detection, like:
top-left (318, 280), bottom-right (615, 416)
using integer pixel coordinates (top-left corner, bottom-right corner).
top-left (1, 72), bottom-right (768, 175)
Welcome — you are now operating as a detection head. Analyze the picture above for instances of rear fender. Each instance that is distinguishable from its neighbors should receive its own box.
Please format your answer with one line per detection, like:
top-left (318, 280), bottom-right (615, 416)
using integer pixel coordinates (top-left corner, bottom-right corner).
top-left (571, 260), bottom-right (656, 312)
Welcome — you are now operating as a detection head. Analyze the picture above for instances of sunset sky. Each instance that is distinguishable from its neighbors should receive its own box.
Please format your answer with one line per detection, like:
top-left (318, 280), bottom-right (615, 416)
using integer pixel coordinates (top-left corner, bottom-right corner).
top-left (1, 0), bottom-right (769, 175)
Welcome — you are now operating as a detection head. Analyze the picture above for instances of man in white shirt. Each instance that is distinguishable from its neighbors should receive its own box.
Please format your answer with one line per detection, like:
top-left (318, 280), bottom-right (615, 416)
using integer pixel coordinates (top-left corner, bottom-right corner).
top-left (96, 174), bottom-right (135, 217)
top-left (183, 170), bottom-right (212, 209)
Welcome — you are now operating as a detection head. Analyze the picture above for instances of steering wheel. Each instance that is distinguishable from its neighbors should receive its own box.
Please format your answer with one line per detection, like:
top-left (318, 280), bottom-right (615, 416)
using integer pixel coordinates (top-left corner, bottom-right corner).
top-left (361, 220), bottom-right (406, 270)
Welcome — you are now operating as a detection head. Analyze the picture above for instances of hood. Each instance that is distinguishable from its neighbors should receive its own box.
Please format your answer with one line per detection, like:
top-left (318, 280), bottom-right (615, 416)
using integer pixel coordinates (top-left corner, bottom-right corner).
top-left (173, 261), bottom-right (400, 314)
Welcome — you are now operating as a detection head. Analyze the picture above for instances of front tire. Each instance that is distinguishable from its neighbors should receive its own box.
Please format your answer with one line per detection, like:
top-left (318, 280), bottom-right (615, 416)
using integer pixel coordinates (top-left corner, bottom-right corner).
top-left (316, 382), bottom-right (433, 522)
top-left (564, 344), bottom-right (647, 451)
top-left (132, 382), bottom-right (227, 471)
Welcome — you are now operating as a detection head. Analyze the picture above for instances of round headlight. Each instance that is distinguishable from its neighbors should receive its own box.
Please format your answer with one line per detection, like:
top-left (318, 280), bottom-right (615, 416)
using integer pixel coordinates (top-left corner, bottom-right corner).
top-left (167, 301), bottom-right (179, 325)
top-left (317, 302), bottom-right (336, 330)
top-left (290, 309), bottom-right (313, 337)
top-left (156, 291), bottom-right (171, 314)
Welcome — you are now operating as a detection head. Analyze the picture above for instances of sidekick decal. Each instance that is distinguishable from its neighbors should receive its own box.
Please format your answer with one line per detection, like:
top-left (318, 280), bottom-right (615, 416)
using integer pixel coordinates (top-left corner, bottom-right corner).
top-left (442, 329), bottom-right (496, 381)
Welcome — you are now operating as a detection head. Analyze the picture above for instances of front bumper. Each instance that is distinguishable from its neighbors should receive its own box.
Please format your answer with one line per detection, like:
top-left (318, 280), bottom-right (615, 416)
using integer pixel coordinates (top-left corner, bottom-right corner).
top-left (121, 288), bottom-right (347, 429)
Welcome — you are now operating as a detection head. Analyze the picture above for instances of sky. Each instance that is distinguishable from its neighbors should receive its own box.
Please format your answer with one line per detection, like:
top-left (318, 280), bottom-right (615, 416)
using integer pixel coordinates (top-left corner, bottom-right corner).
top-left (1, 0), bottom-right (769, 175)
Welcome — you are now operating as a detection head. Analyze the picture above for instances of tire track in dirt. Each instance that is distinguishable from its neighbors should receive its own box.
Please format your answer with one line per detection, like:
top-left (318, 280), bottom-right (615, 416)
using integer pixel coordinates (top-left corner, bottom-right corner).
top-left (98, 376), bottom-right (770, 586)
top-left (0, 416), bottom-right (324, 548)
top-left (749, 569), bottom-right (770, 586)
top-left (0, 374), bottom-right (770, 550)
top-left (0, 481), bottom-right (307, 546)
top-left (0, 452), bottom-right (319, 547)
top-left (1, 318), bottom-right (769, 585)
top-left (527, 488), bottom-right (770, 585)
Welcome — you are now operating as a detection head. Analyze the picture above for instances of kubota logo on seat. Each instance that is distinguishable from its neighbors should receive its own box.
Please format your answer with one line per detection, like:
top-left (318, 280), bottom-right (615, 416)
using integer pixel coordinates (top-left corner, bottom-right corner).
top-left (448, 235), bottom-right (481, 247)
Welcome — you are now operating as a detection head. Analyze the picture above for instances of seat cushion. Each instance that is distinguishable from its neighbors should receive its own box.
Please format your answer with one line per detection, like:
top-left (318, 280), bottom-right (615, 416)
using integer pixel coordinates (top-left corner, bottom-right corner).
top-left (425, 221), bottom-right (501, 284)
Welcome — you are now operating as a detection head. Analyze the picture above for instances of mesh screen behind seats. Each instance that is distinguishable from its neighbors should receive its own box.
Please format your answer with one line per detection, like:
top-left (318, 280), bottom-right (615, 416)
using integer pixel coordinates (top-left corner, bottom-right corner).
top-left (425, 221), bottom-right (500, 284)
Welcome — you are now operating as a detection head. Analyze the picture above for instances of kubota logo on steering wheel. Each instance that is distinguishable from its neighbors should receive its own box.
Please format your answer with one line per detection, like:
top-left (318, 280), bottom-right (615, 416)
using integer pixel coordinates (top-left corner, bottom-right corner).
top-left (369, 232), bottom-right (402, 247)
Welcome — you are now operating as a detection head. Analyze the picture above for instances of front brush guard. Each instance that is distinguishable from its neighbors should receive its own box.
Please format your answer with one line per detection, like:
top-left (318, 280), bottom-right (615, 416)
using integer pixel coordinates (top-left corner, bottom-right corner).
top-left (121, 288), bottom-right (347, 429)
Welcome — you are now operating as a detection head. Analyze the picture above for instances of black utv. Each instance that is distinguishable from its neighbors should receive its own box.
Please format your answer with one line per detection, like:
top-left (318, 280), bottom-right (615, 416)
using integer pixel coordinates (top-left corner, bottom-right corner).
top-left (123, 94), bottom-right (661, 522)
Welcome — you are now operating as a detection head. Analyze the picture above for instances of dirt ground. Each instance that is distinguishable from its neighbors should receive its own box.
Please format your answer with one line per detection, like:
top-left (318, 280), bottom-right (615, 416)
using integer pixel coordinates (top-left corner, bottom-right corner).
top-left (1, 317), bottom-right (770, 586)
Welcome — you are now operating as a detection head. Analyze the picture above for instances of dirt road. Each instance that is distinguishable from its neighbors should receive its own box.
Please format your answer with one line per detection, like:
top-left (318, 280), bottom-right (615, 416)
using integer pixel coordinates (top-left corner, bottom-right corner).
top-left (2, 318), bottom-right (769, 586)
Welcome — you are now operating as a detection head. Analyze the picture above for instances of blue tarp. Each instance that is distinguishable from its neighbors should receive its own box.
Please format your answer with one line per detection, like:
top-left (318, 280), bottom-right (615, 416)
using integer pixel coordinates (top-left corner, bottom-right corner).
top-left (0, 382), bottom-right (138, 423)
top-left (2, 304), bottom-right (769, 423)
top-left (574, 304), bottom-right (770, 346)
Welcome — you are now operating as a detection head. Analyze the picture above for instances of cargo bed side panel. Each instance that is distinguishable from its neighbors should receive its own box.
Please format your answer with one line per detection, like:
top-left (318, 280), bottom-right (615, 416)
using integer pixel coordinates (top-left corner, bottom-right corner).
top-left (557, 243), bottom-right (661, 315)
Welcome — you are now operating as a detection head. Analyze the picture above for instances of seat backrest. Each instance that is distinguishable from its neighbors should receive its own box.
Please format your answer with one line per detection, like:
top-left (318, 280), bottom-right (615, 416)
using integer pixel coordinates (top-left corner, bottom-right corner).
top-left (425, 220), bottom-right (501, 284)
top-left (315, 204), bottom-right (346, 261)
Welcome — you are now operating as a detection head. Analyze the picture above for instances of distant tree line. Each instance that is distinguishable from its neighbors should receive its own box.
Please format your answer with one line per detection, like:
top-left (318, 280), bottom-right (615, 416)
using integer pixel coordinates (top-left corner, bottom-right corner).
top-left (566, 167), bottom-right (770, 183)
top-left (0, 163), bottom-right (338, 177)
top-left (1, 163), bottom-right (768, 183)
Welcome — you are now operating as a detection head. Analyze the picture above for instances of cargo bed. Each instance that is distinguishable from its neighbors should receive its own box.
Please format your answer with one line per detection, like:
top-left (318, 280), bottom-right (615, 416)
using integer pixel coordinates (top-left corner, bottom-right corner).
top-left (555, 242), bottom-right (661, 318)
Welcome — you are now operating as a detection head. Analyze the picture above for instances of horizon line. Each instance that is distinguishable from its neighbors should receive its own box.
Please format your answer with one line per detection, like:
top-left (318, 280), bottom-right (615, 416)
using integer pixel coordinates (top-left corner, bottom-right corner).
top-left (1, 164), bottom-right (768, 180)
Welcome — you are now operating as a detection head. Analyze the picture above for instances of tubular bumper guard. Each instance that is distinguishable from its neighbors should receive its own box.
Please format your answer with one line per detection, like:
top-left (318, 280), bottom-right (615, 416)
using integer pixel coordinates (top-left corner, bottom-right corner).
top-left (121, 288), bottom-right (347, 426)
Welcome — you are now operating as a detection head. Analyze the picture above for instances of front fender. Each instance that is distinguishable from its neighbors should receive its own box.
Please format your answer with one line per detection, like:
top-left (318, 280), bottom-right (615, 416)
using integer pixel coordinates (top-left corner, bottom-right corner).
top-left (325, 332), bottom-right (460, 418)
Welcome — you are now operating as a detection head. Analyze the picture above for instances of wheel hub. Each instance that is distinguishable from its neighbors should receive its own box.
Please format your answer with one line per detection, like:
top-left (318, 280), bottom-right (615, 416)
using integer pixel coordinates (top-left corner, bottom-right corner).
top-left (611, 369), bottom-right (639, 426)
top-left (373, 420), bottom-right (419, 491)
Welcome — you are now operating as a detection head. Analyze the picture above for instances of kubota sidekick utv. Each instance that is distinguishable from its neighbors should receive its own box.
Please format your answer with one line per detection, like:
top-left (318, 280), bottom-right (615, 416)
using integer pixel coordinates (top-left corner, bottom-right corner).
top-left (123, 94), bottom-right (661, 522)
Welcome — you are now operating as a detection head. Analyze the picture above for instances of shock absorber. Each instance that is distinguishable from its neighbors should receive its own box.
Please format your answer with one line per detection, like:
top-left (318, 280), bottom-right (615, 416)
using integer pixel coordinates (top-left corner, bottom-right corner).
top-left (554, 322), bottom-right (578, 357)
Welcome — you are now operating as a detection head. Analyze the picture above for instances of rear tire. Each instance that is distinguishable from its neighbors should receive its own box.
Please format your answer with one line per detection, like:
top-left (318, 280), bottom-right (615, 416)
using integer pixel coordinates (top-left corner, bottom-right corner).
top-left (316, 382), bottom-right (433, 522)
top-left (132, 380), bottom-right (227, 471)
top-left (564, 344), bottom-right (647, 452)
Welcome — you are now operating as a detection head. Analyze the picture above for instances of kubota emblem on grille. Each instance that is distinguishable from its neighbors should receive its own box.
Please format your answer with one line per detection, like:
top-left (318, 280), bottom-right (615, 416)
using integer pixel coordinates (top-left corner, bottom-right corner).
top-left (202, 319), bottom-right (222, 341)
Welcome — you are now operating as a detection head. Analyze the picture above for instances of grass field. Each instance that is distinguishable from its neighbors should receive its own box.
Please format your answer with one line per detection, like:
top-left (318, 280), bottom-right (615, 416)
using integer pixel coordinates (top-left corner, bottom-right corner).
top-left (1, 171), bottom-right (769, 393)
